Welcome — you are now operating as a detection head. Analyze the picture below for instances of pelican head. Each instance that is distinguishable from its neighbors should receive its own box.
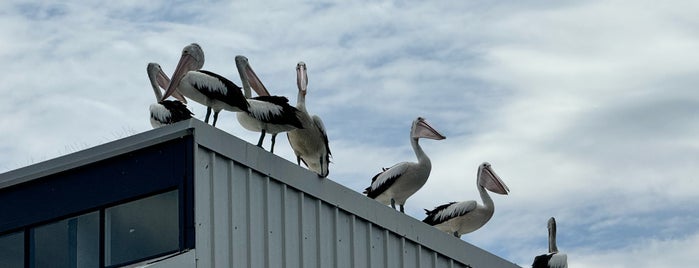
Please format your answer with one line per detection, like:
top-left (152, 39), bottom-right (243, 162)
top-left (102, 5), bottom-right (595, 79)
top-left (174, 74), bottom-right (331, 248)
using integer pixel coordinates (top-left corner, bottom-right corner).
top-left (162, 43), bottom-right (205, 101)
top-left (147, 63), bottom-right (186, 102)
top-left (296, 61), bottom-right (308, 96)
top-left (235, 55), bottom-right (271, 97)
top-left (477, 162), bottom-right (510, 195)
top-left (410, 117), bottom-right (446, 140)
top-left (548, 217), bottom-right (559, 253)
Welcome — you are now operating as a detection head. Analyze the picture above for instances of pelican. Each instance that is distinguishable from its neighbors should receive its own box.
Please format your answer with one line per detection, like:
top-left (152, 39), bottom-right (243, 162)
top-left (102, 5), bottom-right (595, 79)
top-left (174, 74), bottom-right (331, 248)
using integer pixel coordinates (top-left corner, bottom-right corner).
top-left (234, 55), bottom-right (303, 153)
top-left (147, 62), bottom-right (193, 128)
top-left (532, 217), bottom-right (568, 268)
top-left (162, 43), bottom-right (249, 126)
top-left (363, 117), bottom-right (446, 213)
top-left (286, 62), bottom-right (331, 177)
top-left (422, 162), bottom-right (509, 237)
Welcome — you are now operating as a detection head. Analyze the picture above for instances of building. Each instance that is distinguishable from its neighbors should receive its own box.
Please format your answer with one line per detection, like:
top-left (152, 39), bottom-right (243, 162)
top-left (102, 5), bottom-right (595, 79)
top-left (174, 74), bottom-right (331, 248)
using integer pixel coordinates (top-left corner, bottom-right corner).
top-left (0, 119), bottom-right (520, 268)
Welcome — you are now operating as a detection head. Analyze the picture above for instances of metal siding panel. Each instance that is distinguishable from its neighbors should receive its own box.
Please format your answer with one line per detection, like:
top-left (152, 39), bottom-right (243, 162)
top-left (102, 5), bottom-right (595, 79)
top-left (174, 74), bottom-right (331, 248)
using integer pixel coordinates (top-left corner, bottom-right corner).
top-left (435, 254), bottom-right (451, 268)
top-left (301, 194), bottom-right (319, 268)
top-left (351, 217), bottom-right (370, 268)
top-left (369, 224), bottom-right (386, 268)
top-left (386, 232), bottom-right (401, 268)
top-left (282, 186), bottom-right (301, 268)
top-left (212, 154), bottom-right (231, 268)
top-left (230, 162), bottom-right (249, 268)
top-left (334, 209), bottom-right (352, 268)
top-left (318, 202), bottom-right (335, 268)
top-left (402, 239), bottom-right (420, 268)
top-left (419, 247), bottom-right (436, 268)
top-left (266, 178), bottom-right (284, 268)
top-left (194, 148), bottom-right (213, 268)
top-left (247, 170), bottom-right (266, 268)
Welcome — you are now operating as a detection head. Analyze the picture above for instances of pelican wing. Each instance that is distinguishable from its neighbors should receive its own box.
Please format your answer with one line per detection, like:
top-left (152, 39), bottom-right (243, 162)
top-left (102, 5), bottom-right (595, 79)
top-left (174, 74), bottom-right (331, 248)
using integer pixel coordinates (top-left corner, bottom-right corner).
top-left (363, 162), bottom-right (410, 198)
top-left (150, 100), bottom-right (194, 125)
top-left (189, 70), bottom-right (249, 112)
top-left (422, 201), bottom-right (477, 226)
top-left (532, 253), bottom-right (553, 268)
top-left (312, 115), bottom-right (331, 157)
top-left (160, 100), bottom-right (193, 123)
top-left (248, 96), bottom-right (304, 128)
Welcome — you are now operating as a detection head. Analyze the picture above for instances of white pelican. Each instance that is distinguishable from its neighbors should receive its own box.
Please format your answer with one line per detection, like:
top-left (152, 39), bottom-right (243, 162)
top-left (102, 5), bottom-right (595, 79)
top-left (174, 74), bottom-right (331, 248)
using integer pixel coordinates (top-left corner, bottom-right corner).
top-left (532, 217), bottom-right (568, 268)
top-left (234, 55), bottom-right (303, 153)
top-left (422, 162), bottom-right (509, 237)
top-left (363, 117), bottom-right (446, 213)
top-left (147, 62), bottom-right (193, 128)
top-left (162, 43), bottom-right (249, 126)
top-left (286, 62), bottom-right (331, 177)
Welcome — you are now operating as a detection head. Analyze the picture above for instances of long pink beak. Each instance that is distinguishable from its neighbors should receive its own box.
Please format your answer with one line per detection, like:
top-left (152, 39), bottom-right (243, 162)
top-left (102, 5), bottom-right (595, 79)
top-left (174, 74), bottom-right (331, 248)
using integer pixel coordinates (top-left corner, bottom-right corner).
top-left (235, 55), bottom-right (271, 97)
top-left (296, 61), bottom-right (308, 93)
top-left (155, 66), bottom-right (186, 103)
top-left (162, 52), bottom-right (196, 102)
top-left (478, 163), bottom-right (510, 195)
top-left (412, 117), bottom-right (446, 140)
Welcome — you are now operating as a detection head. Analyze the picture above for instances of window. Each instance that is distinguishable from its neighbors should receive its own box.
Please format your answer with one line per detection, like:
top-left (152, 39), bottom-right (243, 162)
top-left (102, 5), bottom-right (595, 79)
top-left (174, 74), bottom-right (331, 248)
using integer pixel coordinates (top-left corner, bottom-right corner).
top-left (0, 190), bottom-right (181, 268)
top-left (105, 190), bottom-right (179, 266)
top-left (31, 212), bottom-right (99, 268)
top-left (0, 231), bottom-right (24, 268)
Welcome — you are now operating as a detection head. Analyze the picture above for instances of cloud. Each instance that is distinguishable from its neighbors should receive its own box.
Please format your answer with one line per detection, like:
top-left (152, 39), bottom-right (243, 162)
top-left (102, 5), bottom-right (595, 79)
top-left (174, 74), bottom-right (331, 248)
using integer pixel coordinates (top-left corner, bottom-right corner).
top-left (2, 1), bottom-right (699, 267)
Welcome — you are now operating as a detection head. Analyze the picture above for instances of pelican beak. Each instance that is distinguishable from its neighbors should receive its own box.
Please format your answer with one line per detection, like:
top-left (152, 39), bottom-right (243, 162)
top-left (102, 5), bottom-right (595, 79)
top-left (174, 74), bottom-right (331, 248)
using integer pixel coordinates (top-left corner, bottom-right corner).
top-left (478, 163), bottom-right (510, 195)
top-left (235, 55), bottom-right (271, 97)
top-left (296, 61), bottom-right (308, 95)
top-left (155, 65), bottom-right (186, 103)
top-left (162, 49), bottom-right (197, 102)
top-left (411, 117), bottom-right (446, 140)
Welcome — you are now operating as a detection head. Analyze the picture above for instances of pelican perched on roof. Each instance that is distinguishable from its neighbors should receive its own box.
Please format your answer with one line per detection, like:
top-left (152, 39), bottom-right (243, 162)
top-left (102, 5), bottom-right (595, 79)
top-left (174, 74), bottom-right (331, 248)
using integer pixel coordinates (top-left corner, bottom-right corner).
top-left (532, 217), bottom-right (568, 268)
top-left (147, 62), bottom-right (193, 128)
top-left (363, 117), bottom-right (446, 213)
top-left (422, 162), bottom-right (509, 237)
top-left (161, 43), bottom-right (249, 126)
top-left (234, 55), bottom-right (303, 153)
top-left (286, 62), bottom-right (331, 177)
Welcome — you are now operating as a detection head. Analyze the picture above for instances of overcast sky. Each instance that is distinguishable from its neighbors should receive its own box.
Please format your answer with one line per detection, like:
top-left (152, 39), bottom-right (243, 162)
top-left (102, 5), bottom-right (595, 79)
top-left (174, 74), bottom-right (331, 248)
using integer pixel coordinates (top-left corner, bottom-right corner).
top-left (2, 0), bottom-right (698, 266)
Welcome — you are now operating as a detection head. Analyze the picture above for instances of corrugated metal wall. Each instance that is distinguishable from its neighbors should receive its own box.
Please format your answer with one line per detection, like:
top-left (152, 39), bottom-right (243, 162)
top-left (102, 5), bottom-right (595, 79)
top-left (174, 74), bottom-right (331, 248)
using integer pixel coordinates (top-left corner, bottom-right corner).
top-left (192, 143), bottom-right (511, 268)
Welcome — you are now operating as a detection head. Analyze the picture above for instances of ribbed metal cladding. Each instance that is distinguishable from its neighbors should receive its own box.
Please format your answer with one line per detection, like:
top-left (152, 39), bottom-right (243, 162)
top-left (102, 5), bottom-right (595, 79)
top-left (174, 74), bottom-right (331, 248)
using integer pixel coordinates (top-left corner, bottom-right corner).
top-left (194, 146), bottom-right (485, 268)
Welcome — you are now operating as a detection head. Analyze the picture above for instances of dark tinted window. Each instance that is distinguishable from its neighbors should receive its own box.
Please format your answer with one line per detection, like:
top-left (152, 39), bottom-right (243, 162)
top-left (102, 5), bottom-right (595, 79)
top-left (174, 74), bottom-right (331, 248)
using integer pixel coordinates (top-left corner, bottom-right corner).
top-left (0, 231), bottom-right (24, 268)
top-left (105, 190), bottom-right (179, 266)
top-left (32, 212), bottom-right (99, 268)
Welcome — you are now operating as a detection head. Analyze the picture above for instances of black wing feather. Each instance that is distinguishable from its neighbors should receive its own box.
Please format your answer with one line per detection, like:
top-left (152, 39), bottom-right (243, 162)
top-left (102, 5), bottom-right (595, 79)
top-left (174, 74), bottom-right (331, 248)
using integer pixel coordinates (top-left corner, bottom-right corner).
top-left (363, 170), bottom-right (400, 199)
top-left (157, 100), bottom-right (193, 124)
top-left (251, 95), bottom-right (304, 129)
top-left (193, 70), bottom-right (249, 112)
top-left (532, 254), bottom-right (553, 268)
top-left (422, 202), bottom-right (458, 225)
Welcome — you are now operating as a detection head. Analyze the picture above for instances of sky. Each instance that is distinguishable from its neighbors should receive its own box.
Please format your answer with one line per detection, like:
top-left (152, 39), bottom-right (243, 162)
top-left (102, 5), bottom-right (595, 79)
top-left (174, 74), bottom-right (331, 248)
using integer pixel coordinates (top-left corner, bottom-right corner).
top-left (1, 0), bottom-right (698, 266)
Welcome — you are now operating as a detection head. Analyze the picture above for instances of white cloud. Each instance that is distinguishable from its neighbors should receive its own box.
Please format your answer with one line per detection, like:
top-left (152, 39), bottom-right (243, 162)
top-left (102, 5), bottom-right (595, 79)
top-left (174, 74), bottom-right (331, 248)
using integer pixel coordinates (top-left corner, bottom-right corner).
top-left (2, 0), bottom-right (699, 266)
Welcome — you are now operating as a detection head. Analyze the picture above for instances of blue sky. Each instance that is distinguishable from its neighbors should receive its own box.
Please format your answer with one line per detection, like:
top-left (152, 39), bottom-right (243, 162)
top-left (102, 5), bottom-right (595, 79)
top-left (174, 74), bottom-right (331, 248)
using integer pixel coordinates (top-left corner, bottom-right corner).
top-left (1, 1), bottom-right (699, 266)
